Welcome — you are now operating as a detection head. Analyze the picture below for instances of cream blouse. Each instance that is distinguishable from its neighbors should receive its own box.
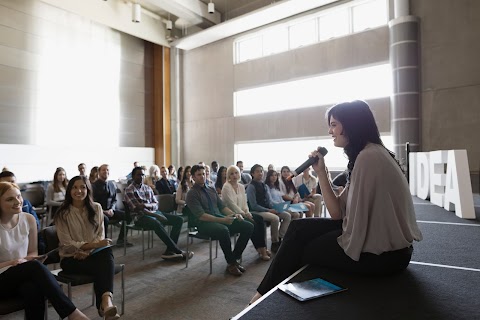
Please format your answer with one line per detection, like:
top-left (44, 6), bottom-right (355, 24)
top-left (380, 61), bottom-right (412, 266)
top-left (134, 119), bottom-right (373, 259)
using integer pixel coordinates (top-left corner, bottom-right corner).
top-left (55, 202), bottom-right (105, 258)
top-left (338, 143), bottom-right (423, 261)
top-left (221, 182), bottom-right (249, 214)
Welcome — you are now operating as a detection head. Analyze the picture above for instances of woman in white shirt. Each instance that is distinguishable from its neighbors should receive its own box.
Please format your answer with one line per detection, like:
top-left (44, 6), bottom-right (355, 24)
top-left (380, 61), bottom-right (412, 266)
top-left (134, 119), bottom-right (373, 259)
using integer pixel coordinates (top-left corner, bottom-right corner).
top-left (222, 166), bottom-right (270, 261)
top-left (176, 165), bottom-right (192, 214)
top-left (279, 166), bottom-right (315, 218)
top-left (47, 167), bottom-right (68, 220)
top-left (251, 100), bottom-right (423, 303)
top-left (0, 182), bottom-right (88, 320)
top-left (55, 176), bottom-right (120, 320)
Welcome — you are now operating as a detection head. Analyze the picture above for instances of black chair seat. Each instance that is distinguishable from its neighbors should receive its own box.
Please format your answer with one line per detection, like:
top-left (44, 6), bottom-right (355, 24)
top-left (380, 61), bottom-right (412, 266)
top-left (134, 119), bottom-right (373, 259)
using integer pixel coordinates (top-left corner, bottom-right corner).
top-left (0, 297), bottom-right (25, 315)
top-left (57, 264), bottom-right (124, 286)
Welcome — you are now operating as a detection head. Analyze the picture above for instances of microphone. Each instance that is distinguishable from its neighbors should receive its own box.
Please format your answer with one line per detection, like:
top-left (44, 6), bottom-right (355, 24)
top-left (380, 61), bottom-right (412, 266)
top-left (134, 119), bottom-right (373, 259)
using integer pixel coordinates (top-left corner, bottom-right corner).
top-left (288, 147), bottom-right (328, 180)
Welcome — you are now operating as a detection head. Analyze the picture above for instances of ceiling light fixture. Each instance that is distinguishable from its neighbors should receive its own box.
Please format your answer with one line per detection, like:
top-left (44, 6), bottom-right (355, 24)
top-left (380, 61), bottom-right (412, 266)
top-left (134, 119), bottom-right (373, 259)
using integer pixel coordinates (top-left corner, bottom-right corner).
top-left (208, 1), bottom-right (215, 14)
top-left (166, 14), bottom-right (173, 30)
top-left (132, 3), bottom-right (141, 23)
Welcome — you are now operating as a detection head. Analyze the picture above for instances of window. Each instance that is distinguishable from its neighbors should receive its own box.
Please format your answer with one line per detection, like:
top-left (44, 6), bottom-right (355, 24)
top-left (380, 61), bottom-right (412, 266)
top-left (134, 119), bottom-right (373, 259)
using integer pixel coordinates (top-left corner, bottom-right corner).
top-left (234, 64), bottom-right (392, 116)
top-left (235, 135), bottom-right (393, 171)
top-left (352, 0), bottom-right (388, 32)
top-left (289, 19), bottom-right (317, 49)
top-left (236, 36), bottom-right (262, 63)
top-left (263, 27), bottom-right (288, 56)
top-left (234, 0), bottom-right (388, 64)
top-left (319, 8), bottom-right (349, 41)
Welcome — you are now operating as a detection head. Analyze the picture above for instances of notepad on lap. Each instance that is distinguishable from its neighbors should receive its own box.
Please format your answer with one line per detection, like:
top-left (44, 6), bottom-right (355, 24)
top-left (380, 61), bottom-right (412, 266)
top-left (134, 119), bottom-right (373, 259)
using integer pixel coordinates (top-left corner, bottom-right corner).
top-left (272, 201), bottom-right (290, 212)
top-left (90, 245), bottom-right (113, 255)
top-left (278, 278), bottom-right (347, 301)
top-left (288, 203), bottom-right (308, 212)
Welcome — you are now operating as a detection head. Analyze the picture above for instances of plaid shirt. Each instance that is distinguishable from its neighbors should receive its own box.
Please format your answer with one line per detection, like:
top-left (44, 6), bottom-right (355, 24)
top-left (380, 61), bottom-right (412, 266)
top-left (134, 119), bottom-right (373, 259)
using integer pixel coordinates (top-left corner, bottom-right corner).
top-left (124, 182), bottom-right (158, 220)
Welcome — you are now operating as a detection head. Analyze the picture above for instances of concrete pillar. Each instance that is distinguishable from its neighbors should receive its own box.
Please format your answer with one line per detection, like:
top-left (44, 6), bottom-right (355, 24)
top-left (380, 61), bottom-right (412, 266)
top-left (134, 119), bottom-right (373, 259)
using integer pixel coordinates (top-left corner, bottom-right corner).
top-left (389, 9), bottom-right (420, 164)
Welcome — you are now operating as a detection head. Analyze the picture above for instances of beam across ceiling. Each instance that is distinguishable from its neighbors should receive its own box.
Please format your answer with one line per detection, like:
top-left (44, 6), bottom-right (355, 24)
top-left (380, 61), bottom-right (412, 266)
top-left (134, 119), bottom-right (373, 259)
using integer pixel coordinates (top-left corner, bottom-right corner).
top-left (171, 0), bottom-right (340, 50)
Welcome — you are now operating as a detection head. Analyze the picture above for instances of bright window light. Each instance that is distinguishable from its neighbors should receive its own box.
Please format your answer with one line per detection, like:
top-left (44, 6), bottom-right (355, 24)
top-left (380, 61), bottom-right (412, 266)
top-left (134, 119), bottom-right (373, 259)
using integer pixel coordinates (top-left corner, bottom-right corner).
top-left (319, 8), bottom-right (349, 41)
top-left (35, 31), bottom-right (121, 147)
top-left (234, 0), bottom-right (388, 64)
top-left (352, 0), bottom-right (388, 32)
top-left (263, 27), bottom-right (289, 56)
top-left (289, 19), bottom-right (317, 49)
top-left (235, 64), bottom-right (392, 116)
top-left (235, 134), bottom-right (393, 172)
top-left (236, 36), bottom-right (262, 63)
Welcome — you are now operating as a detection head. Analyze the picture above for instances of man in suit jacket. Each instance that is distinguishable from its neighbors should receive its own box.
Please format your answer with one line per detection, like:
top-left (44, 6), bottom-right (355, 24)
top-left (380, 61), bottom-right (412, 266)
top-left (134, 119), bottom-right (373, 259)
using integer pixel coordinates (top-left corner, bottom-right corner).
top-left (92, 164), bottom-right (132, 247)
top-left (155, 166), bottom-right (176, 195)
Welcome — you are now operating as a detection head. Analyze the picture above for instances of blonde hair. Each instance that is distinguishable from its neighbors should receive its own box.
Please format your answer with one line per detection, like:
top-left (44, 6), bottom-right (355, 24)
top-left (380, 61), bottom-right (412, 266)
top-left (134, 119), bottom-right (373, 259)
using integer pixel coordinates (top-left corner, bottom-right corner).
top-left (226, 165), bottom-right (241, 182)
top-left (0, 182), bottom-right (20, 215)
top-left (149, 165), bottom-right (160, 177)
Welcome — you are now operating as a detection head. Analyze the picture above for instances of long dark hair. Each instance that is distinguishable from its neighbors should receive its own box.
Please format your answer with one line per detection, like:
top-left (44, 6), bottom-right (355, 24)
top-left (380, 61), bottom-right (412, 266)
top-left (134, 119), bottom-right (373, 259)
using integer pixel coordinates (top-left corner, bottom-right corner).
top-left (55, 175), bottom-right (99, 231)
top-left (177, 166), bottom-right (184, 182)
top-left (215, 166), bottom-right (227, 191)
top-left (181, 166), bottom-right (192, 193)
top-left (265, 170), bottom-right (280, 190)
top-left (280, 166), bottom-right (297, 194)
top-left (53, 167), bottom-right (68, 193)
top-left (327, 100), bottom-right (396, 173)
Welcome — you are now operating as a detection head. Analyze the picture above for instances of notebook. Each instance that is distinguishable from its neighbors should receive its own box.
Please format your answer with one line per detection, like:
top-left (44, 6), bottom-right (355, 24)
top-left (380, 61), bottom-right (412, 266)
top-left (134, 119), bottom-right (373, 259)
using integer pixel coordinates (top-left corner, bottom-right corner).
top-left (297, 184), bottom-right (311, 199)
top-left (288, 203), bottom-right (308, 212)
top-left (278, 277), bottom-right (347, 302)
top-left (272, 201), bottom-right (291, 212)
top-left (90, 245), bottom-right (113, 255)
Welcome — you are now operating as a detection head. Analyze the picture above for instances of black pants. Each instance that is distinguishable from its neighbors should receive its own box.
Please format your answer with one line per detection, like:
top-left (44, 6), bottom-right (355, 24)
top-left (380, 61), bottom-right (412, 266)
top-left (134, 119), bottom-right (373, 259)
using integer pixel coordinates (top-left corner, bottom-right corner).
top-left (250, 213), bottom-right (267, 249)
top-left (0, 260), bottom-right (76, 319)
top-left (104, 209), bottom-right (131, 241)
top-left (257, 218), bottom-right (413, 295)
top-left (197, 219), bottom-right (254, 264)
top-left (60, 247), bottom-right (115, 309)
top-left (134, 213), bottom-right (184, 254)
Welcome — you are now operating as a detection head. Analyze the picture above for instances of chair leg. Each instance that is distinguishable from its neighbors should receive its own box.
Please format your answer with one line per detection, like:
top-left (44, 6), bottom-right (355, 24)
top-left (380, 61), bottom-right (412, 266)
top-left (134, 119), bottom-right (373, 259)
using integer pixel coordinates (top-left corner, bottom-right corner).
top-left (91, 284), bottom-right (95, 306)
top-left (121, 267), bottom-right (125, 315)
top-left (44, 299), bottom-right (48, 320)
top-left (209, 238), bottom-right (213, 274)
top-left (142, 228), bottom-right (145, 260)
top-left (185, 235), bottom-right (190, 268)
top-left (123, 224), bottom-right (127, 256)
top-left (215, 240), bottom-right (218, 259)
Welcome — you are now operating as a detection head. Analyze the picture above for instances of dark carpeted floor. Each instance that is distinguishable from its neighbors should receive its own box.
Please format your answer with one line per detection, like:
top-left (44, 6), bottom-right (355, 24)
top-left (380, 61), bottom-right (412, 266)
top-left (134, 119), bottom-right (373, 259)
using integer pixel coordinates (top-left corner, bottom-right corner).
top-left (236, 195), bottom-right (480, 320)
top-left (4, 195), bottom-right (480, 320)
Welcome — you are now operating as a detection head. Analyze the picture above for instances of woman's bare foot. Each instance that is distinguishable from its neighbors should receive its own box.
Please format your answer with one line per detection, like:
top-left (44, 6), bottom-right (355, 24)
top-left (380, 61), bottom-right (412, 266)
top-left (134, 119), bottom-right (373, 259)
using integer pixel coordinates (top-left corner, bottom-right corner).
top-left (68, 308), bottom-right (90, 320)
top-left (257, 247), bottom-right (270, 261)
top-left (249, 292), bottom-right (262, 305)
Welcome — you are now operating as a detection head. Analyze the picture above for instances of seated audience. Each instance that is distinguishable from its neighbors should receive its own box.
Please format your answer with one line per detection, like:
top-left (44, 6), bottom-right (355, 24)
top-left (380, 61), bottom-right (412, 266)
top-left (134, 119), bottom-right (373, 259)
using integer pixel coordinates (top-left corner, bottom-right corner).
top-left (175, 165), bottom-right (192, 214)
top-left (92, 164), bottom-right (132, 247)
top-left (186, 165), bottom-right (253, 276)
top-left (176, 166), bottom-right (184, 186)
top-left (89, 166), bottom-right (99, 184)
top-left (293, 167), bottom-right (323, 217)
top-left (125, 167), bottom-right (192, 260)
top-left (279, 166), bottom-right (315, 218)
top-left (0, 182), bottom-right (89, 320)
top-left (125, 161), bottom-right (139, 181)
top-left (0, 171), bottom-right (45, 253)
top-left (214, 166), bottom-right (227, 196)
top-left (145, 165), bottom-right (161, 195)
top-left (250, 100), bottom-right (423, 304)
top-left (47, 167), bottom-right (68, 219)
top-left (222, 166), bottom-right (271, 261)
top-left (210, 161), bottom-right (219, 184)
top-left (236, 161), bottom-right (252, 185)
top-left (168, 165), bottom-right (177, 183)
top-left (155, 166), bottom-right (176, 195)
top-left (204, 165), bottom-right (214, 186)
top-left (54, 176), bottom-right (120, 320)
top-left (78, 163), bottom-right (87, 177)
top-left (251, 167), bottom-right (291, 253)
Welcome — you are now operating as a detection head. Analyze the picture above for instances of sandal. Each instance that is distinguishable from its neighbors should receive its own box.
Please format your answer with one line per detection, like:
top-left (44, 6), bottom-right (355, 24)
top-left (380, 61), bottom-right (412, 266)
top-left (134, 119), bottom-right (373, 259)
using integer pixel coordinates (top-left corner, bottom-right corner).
top-left (99, 292), bottom-right (120, 320)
